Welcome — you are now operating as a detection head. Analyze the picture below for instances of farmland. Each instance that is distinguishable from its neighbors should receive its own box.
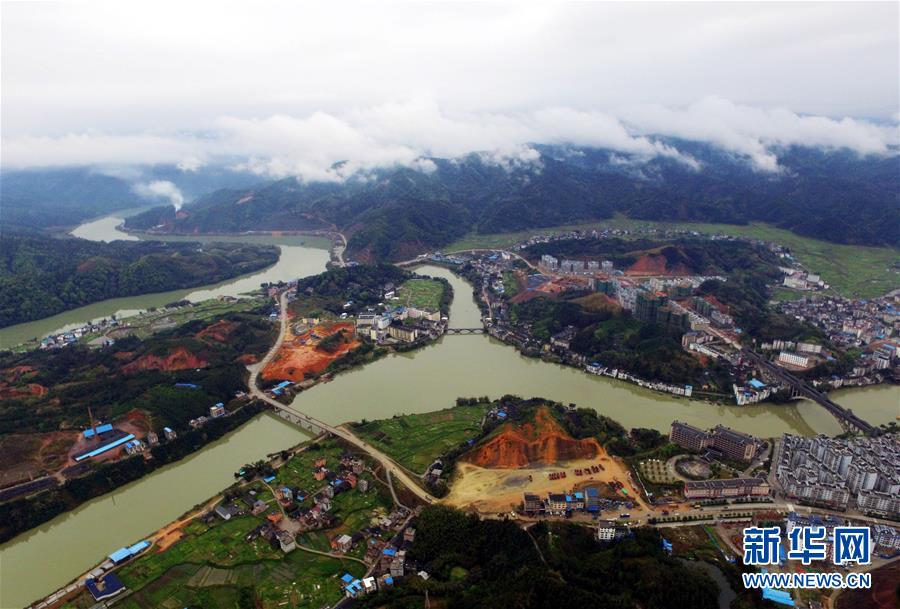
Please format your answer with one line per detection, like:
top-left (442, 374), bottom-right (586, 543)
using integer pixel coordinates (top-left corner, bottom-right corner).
top-left (352, 402), bottom-right (491, 473)
top-left (396, 278), bottom-right (445, 310)
top-left (59, 438), bottom-right (390, 609)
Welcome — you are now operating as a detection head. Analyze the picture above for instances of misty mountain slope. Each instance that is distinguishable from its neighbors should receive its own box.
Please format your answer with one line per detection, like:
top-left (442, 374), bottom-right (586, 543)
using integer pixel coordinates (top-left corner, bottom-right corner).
top-left (123, 144), bottom-right (900, 260)
top-left (0, 166), bottom-right (263, 231)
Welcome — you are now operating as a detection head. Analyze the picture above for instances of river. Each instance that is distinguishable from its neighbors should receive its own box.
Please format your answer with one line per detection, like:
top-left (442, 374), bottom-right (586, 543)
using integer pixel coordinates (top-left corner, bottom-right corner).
top-left (289, 265), bottom-right (899, 438)
top-left (1, 214), bottom-right (897, 607)
top-left (0, 210), bottom-right (331, 348)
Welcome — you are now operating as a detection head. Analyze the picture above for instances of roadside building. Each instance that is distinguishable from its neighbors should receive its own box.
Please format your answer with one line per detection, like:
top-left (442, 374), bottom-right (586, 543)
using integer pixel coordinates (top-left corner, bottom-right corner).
top-left (596, 522), bottom-right (617, 541)
top-left (546, 493), bottom-right (568, 516)
top-left (684, 477), bottom-right (770, 500)
top-left (523, 493), bottom-right (544, 514)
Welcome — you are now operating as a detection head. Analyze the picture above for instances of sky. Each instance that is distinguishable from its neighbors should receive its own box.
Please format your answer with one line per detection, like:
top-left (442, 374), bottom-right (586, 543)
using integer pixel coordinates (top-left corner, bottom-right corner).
top-left (2, 2), bottom-right (898, 180)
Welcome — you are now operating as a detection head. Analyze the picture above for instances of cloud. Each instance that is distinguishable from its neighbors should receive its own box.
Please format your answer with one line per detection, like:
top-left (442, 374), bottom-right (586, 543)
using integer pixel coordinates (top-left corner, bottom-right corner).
top-left (620, 97), bottom-right (898, 172)
top-left (133, 180), bottom-right (185, 211)
top-left (0, 99), bottom-right (896, 179)
top-left (176, 156), bottom-right (205, 172)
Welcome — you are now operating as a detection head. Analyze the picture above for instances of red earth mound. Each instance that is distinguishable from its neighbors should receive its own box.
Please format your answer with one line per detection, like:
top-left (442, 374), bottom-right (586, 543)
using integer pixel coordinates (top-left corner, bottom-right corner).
top-left (461, 406), bottom-right (600, 469)
top-left (121, 346), bottom-right (208, 375)
top-left (262, 321), bottom-right (359, 382)
top-left (625, 254), bottom-right (692, 276)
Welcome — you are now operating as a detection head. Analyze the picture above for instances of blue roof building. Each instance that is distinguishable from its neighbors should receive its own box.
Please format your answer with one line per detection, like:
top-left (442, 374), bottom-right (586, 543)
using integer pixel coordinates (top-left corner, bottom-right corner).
top-left (75, 434), bottom-right (136, 462)
top-left (83, 423), bottom-right (115, 439)
top-left (86, 573), bottom-right (125, 601)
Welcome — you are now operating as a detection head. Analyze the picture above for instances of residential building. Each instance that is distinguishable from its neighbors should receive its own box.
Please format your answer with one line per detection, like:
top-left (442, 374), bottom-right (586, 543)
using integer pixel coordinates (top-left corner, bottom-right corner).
top-left (777, 351), bottom-right (810, 369)
top-left (596, 522), bottom-right (616, 541)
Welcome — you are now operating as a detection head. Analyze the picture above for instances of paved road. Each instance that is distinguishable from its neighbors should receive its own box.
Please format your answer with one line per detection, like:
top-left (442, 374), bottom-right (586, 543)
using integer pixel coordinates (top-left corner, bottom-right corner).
top-left (247, 292), bottom-right (435, 505)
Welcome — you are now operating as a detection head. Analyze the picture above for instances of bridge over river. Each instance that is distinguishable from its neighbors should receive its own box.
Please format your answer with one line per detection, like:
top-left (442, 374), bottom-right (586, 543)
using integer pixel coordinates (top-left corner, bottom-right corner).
top-left (741, 349), bottom-right (877, 435)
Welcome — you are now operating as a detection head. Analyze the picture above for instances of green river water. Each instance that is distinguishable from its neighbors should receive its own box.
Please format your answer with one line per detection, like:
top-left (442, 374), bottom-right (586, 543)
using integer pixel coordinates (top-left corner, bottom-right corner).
top-left (0, 213), bottom-right (897, 608)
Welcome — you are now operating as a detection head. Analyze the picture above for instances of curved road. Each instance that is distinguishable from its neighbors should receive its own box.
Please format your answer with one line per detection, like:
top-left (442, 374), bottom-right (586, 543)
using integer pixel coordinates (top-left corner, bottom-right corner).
top-left (247, 292), bottom-right (435, 505)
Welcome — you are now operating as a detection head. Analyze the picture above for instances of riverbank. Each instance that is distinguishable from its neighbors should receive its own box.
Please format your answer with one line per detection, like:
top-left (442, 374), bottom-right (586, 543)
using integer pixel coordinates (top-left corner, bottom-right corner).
top-left (34, 434), bottom-right (388, 609)
top-left (0, 412), bottom-right (310, 609)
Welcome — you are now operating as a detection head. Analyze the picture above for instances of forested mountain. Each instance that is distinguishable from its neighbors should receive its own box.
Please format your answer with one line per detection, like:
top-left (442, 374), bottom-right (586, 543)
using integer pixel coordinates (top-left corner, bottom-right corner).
top-left (0, 166), bottom-right (262, 230)
top-left (358, 504), bottom-right (723, 609)
top-left (0, 233), bottom-right (278, 326)
top-left (124, 144), bottom-right (900, 260)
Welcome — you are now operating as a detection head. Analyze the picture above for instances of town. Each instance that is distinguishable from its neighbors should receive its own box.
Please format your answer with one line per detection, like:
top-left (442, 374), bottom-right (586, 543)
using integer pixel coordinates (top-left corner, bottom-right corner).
top-left (418, 227), bottom-right (899, 411)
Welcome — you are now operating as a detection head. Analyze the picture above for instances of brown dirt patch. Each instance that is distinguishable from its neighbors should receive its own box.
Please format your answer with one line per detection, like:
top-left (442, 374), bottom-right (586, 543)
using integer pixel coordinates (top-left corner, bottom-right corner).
top-left (262, 321), bottom-right (359, 382)
top-left (0, 382), bottom-right (48, 400)
top-left (121, 346), bottom-right (208, 375)
top-left (0, 431), bottom-right (79, 485)
top-left (835, 561), bottom-right (900, 609)
top-left (196, 319), bottom-right (238, 343)
top-left (461, 406), bottom-right (600, 468)
top-left (626, 253), bottom-right (692, 276)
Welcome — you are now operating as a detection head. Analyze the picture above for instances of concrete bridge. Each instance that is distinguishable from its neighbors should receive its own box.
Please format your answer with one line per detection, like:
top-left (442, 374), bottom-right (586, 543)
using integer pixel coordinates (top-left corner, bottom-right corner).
top-left (445, 327), bottom-right (486, 335)
top-left (741, 349), bottom-right (877, 435)
top-left (248, 291), bottom-right (436, 504)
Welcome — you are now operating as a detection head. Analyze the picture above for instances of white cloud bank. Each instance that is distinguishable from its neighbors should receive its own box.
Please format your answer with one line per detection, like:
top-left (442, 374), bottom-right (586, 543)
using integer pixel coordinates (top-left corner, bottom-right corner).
top-left (1, 99), bottom-right (896, 179)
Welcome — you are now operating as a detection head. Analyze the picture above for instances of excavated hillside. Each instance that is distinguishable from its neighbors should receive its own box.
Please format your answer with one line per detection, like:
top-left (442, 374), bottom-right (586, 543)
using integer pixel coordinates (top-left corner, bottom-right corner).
top-left (625, 252), bottom-right (692, 276)
top-left (461, 406), bottom-right (600, 469)
top-left (121, 346), bottom-right (209, 375)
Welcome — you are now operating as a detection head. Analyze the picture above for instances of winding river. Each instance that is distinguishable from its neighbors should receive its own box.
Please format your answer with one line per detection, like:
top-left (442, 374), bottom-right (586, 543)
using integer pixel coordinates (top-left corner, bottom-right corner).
top-left (1, 212), bottom-right (897, 607)
top-left (0, 213), bottom-right (331, 348)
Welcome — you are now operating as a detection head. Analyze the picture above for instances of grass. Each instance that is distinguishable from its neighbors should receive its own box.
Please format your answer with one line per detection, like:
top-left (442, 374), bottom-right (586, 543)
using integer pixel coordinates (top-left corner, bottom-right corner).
top-left (353, 403), bottom-right (491, 473)
top-left (71, 437), bottom-right (390, 609)
top-left (125, 298), bottom-right (264, 341)
top-left (501, 271), bottom-right (520, 298)
top-left (445, 215), bottom-right (900, 299)
top-left (397, 278), bottom-right (445, 310)
top-left (770, 286), bottom-right (807, 302)
top-left (638, 459), bottom-right (678, 484)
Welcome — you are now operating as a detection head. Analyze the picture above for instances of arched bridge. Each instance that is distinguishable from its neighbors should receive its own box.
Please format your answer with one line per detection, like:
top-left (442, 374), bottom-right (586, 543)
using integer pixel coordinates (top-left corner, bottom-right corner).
top-left (445, 327), bottom-right (486, 335)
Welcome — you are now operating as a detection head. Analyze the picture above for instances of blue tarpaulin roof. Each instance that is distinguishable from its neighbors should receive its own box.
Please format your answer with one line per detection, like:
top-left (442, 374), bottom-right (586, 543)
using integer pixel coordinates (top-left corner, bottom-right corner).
top-left (341, 573), bottom-right (354, 583)
top-left (383, 548), bottom-right (396, 556)
top-left (749, 379), bottom-right (766, 389)
top-left (127, 540), bottom-right (150, 555)
top-left (76, 434), bottom-right (136, 462)
top-left (83, 423), bottom-right (114, 438)
top-left (108, 547), bottom-right (132, 562)
top-left (86, 573), bottom-right (125, 600)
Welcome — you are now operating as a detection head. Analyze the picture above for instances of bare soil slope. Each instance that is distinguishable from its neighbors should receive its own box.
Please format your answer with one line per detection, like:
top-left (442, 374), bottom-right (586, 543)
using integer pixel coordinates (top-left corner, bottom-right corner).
top-left (461, 406), bottom-right (600, 468)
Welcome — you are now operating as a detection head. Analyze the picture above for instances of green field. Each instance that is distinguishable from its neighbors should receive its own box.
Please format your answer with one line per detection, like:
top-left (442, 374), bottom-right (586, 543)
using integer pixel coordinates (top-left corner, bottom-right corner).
top-left (501, 271), bottom-right (520, 298)
top-left (57, 438), bottom-right (391, 609)
top-left (396, 278), bottom-right (444, 310)
top-left (353, 403), bottom-right (490, 473)
top-left (770, 286), bottom-right (807, 302)
top-left (446, 216), bottom-right (900, 299)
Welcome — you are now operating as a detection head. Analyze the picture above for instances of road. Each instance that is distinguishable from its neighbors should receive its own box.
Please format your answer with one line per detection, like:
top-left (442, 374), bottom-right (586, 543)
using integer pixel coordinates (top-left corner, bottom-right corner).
top-left (247, 291), bottom-right (436, 505)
